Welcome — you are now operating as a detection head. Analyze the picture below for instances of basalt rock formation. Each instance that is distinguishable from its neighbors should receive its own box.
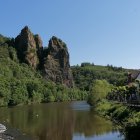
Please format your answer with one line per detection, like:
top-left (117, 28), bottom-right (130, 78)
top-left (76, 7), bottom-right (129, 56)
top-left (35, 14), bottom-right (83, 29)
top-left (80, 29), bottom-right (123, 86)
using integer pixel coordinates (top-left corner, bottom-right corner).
top-left (15, 26), bottom-right (73, 87)
top-left (15, 26), bottom-right (39, 69)
top-left (43, 36), bottom-right (73, 87)
top-left (34, 34), bottom-right (43, 69)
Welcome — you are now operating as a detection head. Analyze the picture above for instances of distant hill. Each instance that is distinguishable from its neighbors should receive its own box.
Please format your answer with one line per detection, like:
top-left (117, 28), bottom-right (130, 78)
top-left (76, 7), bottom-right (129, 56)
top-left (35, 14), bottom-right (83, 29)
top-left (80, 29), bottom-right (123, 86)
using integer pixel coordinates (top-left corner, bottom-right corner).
top-left (71, 63), bottom-right (139, 91)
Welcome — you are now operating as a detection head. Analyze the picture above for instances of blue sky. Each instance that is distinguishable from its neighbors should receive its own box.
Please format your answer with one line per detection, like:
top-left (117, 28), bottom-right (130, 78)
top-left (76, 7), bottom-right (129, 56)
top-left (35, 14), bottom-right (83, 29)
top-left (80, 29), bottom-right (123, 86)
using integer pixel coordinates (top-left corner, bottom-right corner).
top-left (1, 0), bottom-right (140, 68)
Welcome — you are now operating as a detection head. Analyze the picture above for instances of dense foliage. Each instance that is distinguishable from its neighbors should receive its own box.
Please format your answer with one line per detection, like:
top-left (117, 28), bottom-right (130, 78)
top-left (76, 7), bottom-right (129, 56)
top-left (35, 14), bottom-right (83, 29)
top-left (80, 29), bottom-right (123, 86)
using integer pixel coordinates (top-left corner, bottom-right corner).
top-left (96, 100), bottom-right (140, 140)
top-left (72, 63), bottom-right (129, 105)
top-left (87, 80), bottom-right (112, 105)
top-left (107, 85), bottom-right (138, 103)
top-left (72, 64), bottom-right (128, 91)
top-left (0, 35), bottom-right (87, 107)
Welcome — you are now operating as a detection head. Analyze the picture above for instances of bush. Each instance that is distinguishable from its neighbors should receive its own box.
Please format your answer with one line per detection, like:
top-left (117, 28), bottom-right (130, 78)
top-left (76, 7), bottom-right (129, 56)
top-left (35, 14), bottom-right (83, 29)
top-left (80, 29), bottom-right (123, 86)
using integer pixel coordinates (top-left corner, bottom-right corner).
top-left (47, 95), bottom-right (55, 102)
top-left (111, 106), bottom-right (129, 120)
top-left (88, 80), bottom-right (112, 105)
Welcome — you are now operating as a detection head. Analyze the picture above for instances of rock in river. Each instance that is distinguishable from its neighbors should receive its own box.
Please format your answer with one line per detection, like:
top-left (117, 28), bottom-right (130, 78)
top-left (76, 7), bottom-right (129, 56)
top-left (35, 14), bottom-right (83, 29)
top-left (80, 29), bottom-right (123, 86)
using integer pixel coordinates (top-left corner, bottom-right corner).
top-left (0, 124), bottom-right (6, 133)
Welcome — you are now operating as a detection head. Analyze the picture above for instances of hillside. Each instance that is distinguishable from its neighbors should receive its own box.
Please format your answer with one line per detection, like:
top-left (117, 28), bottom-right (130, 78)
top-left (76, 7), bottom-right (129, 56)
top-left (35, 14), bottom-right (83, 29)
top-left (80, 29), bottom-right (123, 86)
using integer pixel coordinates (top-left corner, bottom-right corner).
top-left (71, 63), bottom-right (137, 91)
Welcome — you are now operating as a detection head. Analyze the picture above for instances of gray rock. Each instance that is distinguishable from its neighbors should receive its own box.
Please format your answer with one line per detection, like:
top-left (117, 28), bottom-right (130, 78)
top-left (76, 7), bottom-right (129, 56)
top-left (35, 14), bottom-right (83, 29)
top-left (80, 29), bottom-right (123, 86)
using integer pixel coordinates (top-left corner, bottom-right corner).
top-left (0, 124), bottom-right (6, 133)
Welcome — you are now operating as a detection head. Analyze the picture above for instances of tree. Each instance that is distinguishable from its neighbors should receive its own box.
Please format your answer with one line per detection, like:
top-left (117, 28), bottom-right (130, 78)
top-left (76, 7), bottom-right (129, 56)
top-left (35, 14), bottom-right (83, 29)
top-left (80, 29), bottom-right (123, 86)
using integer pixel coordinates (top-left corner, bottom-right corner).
top-left (88, 80), bottom-right (112, 105)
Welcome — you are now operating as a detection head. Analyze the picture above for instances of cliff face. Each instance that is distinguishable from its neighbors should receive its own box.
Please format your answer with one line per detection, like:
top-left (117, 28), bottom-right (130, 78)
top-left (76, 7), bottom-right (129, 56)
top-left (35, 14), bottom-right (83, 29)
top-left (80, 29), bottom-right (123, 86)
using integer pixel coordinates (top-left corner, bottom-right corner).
top-left (44, 36), bottom-right (73, 87)
top-left (15, 26), bottom-right (39, 69)
top-left (15, 26), bottom-right (73, 87)
top-left (34, 34), bottom-right (43, 69)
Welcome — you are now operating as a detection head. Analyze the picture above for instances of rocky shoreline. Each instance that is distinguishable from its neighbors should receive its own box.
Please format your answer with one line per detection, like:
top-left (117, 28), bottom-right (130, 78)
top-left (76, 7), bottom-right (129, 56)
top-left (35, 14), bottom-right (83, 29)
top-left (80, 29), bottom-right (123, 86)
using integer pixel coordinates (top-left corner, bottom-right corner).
top-left (0, 124), bottom-right (36, 140)
top-left (0, 133), bottom-right (14, 140)
top-left (0, 124), bottom-right (13, 140)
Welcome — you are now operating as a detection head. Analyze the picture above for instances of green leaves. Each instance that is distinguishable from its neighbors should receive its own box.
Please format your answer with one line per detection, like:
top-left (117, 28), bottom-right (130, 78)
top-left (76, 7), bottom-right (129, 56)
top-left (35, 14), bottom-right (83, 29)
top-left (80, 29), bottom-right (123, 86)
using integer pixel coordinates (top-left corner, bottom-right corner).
top-left (0, 57), bottom-right (88, 106)
top-left (0, 36), bottom-right (88, 107)
top-left (72, 64), bottom-right (127, 91)
top-left (88, 80), bottom-right (112, 105)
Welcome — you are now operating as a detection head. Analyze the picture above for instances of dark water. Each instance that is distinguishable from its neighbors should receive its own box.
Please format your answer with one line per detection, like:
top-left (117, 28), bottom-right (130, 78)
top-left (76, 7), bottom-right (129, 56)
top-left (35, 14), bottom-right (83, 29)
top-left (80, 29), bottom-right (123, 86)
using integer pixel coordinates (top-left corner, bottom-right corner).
top-left (0, 101), bottom-right (123, 140)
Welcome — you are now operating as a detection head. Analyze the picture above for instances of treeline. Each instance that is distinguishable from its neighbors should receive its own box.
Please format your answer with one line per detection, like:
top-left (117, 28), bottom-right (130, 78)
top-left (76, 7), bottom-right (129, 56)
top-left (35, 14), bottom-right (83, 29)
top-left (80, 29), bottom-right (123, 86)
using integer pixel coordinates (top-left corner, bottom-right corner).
top-left (72, 64), bottom-right (128, 91)
top-left (0, 35), bottom-right (87, 107)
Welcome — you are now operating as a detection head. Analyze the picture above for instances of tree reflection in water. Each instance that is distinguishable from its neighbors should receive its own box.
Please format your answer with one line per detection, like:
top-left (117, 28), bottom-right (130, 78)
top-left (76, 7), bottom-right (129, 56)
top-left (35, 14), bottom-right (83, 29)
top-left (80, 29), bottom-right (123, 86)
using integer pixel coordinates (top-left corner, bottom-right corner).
top-left (0, 101), bottom-right (122, 140)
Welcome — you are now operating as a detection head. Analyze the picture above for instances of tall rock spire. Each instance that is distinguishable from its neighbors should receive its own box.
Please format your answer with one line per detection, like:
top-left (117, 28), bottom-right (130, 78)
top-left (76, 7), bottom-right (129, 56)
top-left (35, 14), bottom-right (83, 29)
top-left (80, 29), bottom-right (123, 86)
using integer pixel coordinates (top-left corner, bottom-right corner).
top-left (43, 36), bottom-right (74, 87)
top-left (15, 27), bottom-right (74, 87)
top-left (15, 26), bottom-right (39, 69)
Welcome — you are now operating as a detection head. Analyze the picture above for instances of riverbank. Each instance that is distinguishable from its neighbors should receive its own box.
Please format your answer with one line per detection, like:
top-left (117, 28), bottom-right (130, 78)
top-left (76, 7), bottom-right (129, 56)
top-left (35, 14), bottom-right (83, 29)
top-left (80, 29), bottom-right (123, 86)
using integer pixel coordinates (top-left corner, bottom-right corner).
top-left (95, 100), bottom-right (140, 140)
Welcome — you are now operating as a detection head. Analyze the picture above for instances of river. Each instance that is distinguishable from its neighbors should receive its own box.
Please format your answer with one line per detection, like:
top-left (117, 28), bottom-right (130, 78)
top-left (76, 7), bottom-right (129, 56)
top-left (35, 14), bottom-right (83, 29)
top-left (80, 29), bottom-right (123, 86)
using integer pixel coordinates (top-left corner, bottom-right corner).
top-left (0, 101), bottom-right (124, 140)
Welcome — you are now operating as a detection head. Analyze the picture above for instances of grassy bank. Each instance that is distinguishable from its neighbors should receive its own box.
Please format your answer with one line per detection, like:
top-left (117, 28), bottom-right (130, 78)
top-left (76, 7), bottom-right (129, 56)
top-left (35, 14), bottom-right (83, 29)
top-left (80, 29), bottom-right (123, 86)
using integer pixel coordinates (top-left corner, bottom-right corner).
top-left (96, 100), bottom-right (140, 140)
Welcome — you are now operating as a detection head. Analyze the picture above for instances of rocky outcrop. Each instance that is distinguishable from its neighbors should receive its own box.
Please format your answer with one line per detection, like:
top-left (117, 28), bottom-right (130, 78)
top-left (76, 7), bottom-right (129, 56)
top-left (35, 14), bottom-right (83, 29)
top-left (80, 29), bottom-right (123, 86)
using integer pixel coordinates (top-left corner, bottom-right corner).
top-left (15, 26), bottom-right (73, 87)
top-left (0, 124), bottom-right (6, 133)
top-left (34, 34), bottom-right (43, 69)
top-left (15, 26), bottom-right (39, 69)
top-left (44, 36), bottom-right (73, 87)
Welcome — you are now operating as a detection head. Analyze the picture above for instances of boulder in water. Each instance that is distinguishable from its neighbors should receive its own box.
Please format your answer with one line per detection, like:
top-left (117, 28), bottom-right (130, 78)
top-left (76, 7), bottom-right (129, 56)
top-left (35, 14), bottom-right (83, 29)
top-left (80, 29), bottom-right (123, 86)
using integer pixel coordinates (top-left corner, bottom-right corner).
top-left (0, 124), bottom-right (6, 133)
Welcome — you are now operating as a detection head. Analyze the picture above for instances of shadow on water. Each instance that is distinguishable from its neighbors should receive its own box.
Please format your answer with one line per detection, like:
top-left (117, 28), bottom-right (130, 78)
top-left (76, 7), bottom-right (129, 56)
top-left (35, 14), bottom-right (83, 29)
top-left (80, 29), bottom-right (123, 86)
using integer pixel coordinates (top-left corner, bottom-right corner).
top-left (0, 101), bottom-right (124, 140)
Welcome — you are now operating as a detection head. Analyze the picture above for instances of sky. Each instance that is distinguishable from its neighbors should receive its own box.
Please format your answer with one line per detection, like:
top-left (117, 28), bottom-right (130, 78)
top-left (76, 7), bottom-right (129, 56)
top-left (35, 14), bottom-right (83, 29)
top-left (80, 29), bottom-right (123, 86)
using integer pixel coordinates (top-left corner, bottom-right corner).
top-left (1, 0), bottom-right (140, 69)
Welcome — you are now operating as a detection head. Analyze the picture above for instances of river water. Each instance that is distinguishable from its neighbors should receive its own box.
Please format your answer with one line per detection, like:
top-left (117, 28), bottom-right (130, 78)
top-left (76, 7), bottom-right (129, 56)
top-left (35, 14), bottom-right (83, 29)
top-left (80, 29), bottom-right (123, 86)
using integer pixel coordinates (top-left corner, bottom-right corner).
top-left (0, 101), bottom-right (124, 140)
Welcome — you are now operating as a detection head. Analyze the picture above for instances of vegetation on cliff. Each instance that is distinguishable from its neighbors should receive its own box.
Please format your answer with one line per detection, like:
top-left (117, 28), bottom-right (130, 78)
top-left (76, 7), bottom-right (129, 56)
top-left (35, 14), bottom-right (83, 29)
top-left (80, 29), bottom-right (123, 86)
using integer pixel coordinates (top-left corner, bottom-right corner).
top-left (0, 49), bottom-right (87, 106)
top-left (15, 26), bottom-right (73, 87)
top-left (0, 29), bottom-right (87, 107)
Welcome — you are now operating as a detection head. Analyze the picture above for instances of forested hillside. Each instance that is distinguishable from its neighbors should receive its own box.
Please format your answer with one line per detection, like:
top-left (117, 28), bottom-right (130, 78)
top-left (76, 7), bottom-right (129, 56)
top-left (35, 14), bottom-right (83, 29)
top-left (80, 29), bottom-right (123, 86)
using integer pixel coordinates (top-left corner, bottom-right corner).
top-left (72, 63), bottom-right (131, 91)
top-left (0, 33), bottom-right (87, 107)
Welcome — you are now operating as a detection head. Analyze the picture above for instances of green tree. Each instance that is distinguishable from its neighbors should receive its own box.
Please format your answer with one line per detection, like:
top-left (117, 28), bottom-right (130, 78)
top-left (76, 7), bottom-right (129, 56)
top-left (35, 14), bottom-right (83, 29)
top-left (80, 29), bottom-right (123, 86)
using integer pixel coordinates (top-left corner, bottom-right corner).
top-left (88, 80), bottom-right (111, 105)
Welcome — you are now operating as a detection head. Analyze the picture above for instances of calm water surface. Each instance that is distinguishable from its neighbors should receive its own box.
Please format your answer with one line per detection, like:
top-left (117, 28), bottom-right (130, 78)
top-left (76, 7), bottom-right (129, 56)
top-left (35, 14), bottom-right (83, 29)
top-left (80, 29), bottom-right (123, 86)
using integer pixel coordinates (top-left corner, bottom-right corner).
top-left (0, 101), bottom-right (124, 140)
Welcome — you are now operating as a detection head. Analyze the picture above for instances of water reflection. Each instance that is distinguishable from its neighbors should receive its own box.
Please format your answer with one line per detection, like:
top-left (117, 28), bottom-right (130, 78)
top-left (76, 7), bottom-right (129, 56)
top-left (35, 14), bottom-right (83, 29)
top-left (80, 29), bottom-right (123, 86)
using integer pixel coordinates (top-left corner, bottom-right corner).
top-left (0, 101), bottom-right (123, 140)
